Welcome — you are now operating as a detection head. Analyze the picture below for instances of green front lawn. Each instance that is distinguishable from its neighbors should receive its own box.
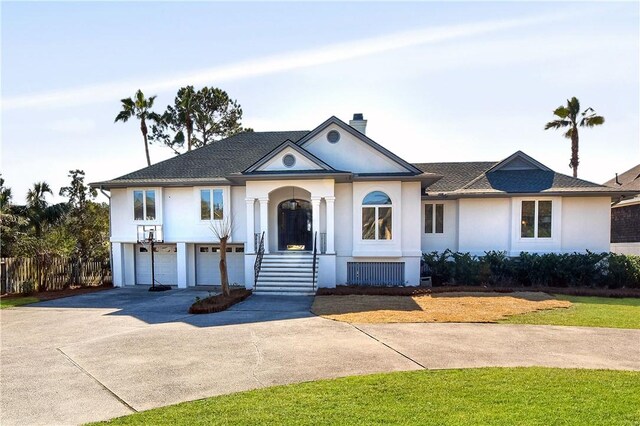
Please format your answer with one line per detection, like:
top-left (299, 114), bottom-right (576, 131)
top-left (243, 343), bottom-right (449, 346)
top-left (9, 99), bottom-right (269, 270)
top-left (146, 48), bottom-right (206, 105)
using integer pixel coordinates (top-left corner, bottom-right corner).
top-left (501, 295), bottom-right (640, 329)
top-left (92, 368), bottom-right (640, 425)
top-left (0, 297), bottom-right (39, 309)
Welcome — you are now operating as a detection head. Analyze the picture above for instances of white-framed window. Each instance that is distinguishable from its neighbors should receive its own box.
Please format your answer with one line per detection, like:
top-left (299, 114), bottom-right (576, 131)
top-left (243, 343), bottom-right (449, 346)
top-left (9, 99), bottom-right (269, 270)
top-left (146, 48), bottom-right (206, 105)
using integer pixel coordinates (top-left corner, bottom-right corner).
top-left (521, 200), bottom-right (552, 238)
top-left (133, 190), bottom-right (156, 220)
top-left (200, 189), bottom-right (224, 221)
top-left (362, 191), bottom-right (392, 240)
top-left (425, 203), bottom-right (444, 234)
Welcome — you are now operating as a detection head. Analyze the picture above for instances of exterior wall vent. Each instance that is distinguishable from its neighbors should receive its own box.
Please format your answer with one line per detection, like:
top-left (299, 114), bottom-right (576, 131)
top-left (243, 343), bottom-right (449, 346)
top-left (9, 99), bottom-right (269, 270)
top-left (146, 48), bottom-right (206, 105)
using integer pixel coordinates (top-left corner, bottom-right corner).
top-left (347, 262), bottom-right (405, 286)
top-left (282, 154), bottom-right (296, 168)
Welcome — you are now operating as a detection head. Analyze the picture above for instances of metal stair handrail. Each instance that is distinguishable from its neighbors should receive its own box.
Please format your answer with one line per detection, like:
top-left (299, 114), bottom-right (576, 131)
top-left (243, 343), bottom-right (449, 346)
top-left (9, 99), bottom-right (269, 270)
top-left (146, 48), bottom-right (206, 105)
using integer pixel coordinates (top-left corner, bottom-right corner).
top-left (254, 231), bottom-right (265, 290)
top-left (312, 231), bottom-right (318, 292)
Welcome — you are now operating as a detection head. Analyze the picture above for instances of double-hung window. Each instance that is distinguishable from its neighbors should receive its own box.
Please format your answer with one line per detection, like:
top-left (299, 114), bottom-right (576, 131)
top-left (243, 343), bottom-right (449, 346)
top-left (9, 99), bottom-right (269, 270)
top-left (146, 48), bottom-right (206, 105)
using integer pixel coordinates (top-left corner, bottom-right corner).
top-left (200, 189), bottom-right (224, 220)
top-left (362, 191), bottom-right (392, 240)
top-left (133, 190), bottom-right (156, 220)
top-left (425, 203), bottom-right (444, 234)
top-left (521, 200), bottom-right (552, 238)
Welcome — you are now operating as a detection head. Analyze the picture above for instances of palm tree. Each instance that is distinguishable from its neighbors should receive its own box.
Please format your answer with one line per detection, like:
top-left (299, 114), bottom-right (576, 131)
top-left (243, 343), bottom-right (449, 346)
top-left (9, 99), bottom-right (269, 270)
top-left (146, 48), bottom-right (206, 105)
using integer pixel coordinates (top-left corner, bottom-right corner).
top-left (26, 182), bottom-right (53, 238)
top-left (544, 97), bottom-right (605, 177)
top-left (115, 90), bottom-right (158, 166)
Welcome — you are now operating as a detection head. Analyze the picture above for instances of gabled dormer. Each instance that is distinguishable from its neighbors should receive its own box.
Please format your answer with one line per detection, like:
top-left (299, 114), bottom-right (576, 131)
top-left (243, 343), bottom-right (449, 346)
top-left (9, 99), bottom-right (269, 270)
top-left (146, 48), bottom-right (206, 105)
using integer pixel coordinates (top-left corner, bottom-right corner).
top-left (486, 151), bottom-right (552, 173)
top-left (243, 139), bottom-right (336, 173)
top-left (296, 115), bottom-right (422, 175)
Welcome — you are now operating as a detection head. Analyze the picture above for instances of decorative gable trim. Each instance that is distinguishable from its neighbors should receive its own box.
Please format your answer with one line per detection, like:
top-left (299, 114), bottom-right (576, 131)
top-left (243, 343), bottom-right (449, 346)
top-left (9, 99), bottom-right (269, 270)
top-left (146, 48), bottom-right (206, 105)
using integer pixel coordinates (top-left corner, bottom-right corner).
top-left (486, 151), bottom-right (552, 173)
top-left (243, 139), bottom-right (335, 173)
top-left (296, 116), bottom-right (423, 175)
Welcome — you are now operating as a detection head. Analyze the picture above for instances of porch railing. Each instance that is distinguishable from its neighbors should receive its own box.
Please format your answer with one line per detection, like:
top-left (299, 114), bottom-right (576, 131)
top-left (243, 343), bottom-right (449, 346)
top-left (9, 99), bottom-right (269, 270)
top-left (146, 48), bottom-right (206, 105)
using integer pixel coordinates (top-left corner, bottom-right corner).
top-left (320, 233), bottom-right (327, 254)
top-left (312, 231), bottom-right (318, 292)
top-left (254, 232), bottom-right (265, 290)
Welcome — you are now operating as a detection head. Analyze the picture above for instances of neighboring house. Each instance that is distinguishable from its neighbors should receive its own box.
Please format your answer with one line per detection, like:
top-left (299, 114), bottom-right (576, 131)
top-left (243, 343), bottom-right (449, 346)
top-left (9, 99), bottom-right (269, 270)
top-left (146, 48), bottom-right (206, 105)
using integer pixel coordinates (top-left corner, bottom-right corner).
top-left (92, 114), bottom-right (636, 294)
top-left (605, 164), bottom-right (640, 255)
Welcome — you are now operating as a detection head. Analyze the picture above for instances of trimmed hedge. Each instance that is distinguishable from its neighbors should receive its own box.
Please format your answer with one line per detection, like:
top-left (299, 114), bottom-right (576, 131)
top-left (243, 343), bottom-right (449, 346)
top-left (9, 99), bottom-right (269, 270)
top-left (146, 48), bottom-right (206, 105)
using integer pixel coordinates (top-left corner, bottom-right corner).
top-left (423, 250), bottom-right (640, 289)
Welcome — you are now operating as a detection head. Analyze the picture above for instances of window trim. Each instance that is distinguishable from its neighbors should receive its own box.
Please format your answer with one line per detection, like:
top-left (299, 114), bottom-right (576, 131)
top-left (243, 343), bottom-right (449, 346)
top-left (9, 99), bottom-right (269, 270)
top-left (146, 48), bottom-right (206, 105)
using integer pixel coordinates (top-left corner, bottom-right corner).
top-left (424, 203), bottom-right (444, 234)
top-left (132, 189), bottom-right (158, 222)
top-left (361, 191), bottom-right (393, 241)
top-left (519, 199), bottom-right (553, 240)
top-left (198, 188), bottom-right (225, 222)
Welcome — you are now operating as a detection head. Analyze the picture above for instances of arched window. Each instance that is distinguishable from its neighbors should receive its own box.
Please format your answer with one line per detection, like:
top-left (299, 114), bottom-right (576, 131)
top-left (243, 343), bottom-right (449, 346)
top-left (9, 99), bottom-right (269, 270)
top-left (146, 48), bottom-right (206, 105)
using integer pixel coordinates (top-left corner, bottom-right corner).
top-left (362, 191), bottom-right (392, 240)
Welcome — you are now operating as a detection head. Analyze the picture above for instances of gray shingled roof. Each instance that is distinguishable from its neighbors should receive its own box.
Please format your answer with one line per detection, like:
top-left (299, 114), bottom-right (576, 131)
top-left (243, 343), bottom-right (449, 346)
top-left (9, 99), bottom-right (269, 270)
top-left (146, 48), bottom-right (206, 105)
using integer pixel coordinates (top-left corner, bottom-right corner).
top-left (94, 128), bottom-right (636, 198)
top-left (414, 161), bottom-right (631, 196)
top-left (604, 164), bottom-right (640, 191)
top-left (461, 170), bottom-right (609, 193)
top-left (413, 162), bottom-right (496, 192)
top-left (102, 131), bottom-right (309, 183)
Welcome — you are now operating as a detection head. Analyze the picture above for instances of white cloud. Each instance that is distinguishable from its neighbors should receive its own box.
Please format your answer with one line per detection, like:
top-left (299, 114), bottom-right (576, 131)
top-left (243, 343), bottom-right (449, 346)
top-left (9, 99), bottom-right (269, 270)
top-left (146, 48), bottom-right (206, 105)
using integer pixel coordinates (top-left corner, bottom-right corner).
top-left (2, 13), bottom-right (568, 111)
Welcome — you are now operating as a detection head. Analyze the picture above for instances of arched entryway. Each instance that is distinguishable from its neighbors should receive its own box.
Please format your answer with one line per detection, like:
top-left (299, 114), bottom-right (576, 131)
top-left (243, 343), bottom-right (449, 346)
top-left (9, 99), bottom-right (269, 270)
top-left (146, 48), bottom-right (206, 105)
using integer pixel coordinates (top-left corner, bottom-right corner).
top-left (277, 199), bottom-right (312, 251)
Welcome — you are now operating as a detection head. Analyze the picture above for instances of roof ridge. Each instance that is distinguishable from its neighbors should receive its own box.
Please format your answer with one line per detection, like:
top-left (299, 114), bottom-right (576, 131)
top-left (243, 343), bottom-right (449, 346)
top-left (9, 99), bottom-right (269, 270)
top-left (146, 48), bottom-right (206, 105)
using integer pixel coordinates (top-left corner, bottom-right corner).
top-left (456, 163), bottom-right (501, 191)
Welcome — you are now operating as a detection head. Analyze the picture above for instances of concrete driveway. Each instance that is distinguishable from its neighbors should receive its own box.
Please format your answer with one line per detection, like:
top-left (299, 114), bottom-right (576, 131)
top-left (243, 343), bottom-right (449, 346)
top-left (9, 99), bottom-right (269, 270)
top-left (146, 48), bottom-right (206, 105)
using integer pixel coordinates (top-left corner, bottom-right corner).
top-left (2, 287), bottom-right (639, 426)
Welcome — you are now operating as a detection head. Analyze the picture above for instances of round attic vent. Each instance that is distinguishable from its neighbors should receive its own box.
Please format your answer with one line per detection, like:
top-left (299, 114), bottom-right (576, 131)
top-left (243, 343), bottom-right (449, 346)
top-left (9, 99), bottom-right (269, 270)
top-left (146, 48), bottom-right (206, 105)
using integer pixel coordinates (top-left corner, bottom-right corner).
top-left (327, 130), bottom-right (340, 143)
top-left (282, 154), bottom-right (296, 168)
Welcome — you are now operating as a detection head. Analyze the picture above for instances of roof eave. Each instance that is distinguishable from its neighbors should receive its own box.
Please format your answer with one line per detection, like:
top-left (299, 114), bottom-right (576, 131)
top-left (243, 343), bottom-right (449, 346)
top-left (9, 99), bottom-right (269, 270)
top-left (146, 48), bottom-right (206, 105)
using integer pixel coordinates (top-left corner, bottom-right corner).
top-left (90, 178), bottom-right (233, 189)
top-left (422, 189), bottom-right (640, 199)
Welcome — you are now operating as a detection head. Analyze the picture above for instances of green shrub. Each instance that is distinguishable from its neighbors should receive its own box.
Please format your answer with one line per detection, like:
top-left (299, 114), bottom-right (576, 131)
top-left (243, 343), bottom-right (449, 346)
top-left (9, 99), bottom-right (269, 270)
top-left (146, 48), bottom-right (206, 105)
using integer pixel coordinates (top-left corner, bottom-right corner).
top-left (422, 250), bottom-right (454, 286)
top-left (422, 251), bottom-right (640, 289)
top-left (21, 280), bottom-right (36, 295)
top-left (608, 253), bottom-right (640, 289)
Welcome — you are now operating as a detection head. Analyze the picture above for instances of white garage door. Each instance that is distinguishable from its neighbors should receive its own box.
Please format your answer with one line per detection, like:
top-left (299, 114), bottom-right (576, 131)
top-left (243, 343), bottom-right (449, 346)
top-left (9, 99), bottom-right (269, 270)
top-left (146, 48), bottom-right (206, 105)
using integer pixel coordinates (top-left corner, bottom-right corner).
top-left (135, 244), bottom-right (178, 285)
top-left (196, 245), bottom-right (245, 286)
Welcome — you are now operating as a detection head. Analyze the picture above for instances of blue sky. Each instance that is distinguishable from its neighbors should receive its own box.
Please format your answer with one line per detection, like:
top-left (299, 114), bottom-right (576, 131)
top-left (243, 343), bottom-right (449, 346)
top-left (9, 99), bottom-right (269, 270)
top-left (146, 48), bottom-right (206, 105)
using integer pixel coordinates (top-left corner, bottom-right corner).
top-left (2, 1), bottom-right (638, 203)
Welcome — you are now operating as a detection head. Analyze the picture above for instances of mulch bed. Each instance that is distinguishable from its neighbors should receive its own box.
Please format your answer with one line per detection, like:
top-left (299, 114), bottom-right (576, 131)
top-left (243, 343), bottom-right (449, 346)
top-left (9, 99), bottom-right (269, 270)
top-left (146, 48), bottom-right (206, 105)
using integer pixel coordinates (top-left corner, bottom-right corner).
top-left (0, 284), bottom-right (114, 301)
top-left (317, 285), bottom-right (640, 298)
top-left (189, 288), bottom-right (252, 314)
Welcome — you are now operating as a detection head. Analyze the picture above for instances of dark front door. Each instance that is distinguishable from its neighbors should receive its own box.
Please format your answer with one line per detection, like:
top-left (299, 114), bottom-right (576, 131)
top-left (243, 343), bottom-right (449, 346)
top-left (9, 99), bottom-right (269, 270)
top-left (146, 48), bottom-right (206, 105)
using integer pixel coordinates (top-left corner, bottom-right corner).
top-left (278, 199), bottom-right (312, 251)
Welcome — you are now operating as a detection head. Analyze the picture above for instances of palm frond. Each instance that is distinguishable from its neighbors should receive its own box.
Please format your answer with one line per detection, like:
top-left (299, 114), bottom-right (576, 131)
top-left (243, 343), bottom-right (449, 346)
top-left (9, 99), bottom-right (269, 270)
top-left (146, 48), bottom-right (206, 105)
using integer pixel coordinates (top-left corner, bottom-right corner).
top-left (581, 115), bottom-right (605, 127)
top-left (114, 110), bottom-right (132, 123)
top-left (544, 120), bottom-right (571, 130)
top-left (567, 97), bottom-right (581, 116)
top-left (552, 106), bottom-right (570, 119)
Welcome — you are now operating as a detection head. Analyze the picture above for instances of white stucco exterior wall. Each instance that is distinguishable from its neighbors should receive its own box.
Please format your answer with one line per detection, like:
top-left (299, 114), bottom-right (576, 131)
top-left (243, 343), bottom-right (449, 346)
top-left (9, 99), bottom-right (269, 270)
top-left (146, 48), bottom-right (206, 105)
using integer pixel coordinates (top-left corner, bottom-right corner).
top-left (561, 196), bottom-right (611, 252)
top-left (458, 198), bottom-right (511, 254)
top-left (302, 124), bottom-right (408, 173)
top-left (611, 243), bottom-right (640, 255)
top-left (110, 186), bottom-right (244, 244)
top-left (401, 182), bottom-right (422, 284)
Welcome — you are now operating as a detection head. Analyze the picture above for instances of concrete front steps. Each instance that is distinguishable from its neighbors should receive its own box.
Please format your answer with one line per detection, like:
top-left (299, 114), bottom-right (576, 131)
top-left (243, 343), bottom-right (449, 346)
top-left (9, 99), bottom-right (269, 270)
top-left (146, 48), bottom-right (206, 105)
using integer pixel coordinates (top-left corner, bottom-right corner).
top-left (254, 252), bottom-right (318, 296)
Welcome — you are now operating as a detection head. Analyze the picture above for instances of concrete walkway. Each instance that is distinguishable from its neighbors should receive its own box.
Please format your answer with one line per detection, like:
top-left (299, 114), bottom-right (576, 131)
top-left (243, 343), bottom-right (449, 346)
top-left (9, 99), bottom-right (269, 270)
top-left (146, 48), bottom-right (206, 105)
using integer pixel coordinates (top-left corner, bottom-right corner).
top-left (1, 287), bottom-right (639, 425)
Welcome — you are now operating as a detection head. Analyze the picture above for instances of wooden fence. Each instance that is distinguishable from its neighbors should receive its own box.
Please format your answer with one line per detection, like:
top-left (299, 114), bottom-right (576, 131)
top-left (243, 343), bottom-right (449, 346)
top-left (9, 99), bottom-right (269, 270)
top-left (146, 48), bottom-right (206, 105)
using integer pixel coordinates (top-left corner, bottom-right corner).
top-left (0, 257), bottom-right (112, 294)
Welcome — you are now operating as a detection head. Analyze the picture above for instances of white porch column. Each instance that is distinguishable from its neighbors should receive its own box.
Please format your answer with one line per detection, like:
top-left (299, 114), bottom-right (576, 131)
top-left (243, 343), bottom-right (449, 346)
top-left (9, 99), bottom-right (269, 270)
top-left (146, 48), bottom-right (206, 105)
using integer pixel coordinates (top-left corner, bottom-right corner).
top-left (259, 197), bottom-right (270, 254)
top-left (176, 242), bottom-right (187, 288)
top-left (245, 198), bottom-right (256, 254)
top-left (325, 196), bottom-right (335, 254)
top-left (311, 196), bottom-right (321, 248)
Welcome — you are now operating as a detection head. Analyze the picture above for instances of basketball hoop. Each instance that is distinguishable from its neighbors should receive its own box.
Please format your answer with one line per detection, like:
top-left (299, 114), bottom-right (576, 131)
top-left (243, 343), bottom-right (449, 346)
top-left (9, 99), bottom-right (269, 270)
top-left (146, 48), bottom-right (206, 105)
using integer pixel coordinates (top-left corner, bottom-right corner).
top-left (136, 225), bottom-right (170, 292)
